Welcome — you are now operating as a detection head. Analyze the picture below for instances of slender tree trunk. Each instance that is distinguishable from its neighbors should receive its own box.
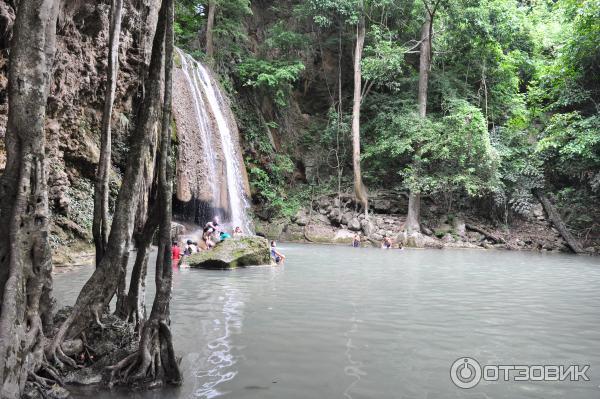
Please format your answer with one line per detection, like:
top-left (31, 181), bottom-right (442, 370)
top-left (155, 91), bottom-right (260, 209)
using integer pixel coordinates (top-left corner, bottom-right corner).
top-left (47, 0), bottom-right (169, 365)
top-left (534, 190), bottom-right (583, 254)
top-left (205, 0), bottom-right (216, 58)
top-left (352, 15), bottom-right (368, 216)
top-left (93, 0), bottom-right (124, 266)
top-left (417, 14), bottom-right (431, 119)
top-left (110, 0), bottom-right (181, 385)
top-left (120, 202), bottom-right (159, 328)
top-left (405, 12), bottom-right (432, 235)
top-left (0, 1), bottom-right (59, 397)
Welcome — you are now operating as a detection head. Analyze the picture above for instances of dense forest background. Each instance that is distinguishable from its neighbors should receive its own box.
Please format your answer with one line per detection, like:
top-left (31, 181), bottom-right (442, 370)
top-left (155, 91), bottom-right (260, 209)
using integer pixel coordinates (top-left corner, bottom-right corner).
top-left (175, 0), bottom-right (599, 246)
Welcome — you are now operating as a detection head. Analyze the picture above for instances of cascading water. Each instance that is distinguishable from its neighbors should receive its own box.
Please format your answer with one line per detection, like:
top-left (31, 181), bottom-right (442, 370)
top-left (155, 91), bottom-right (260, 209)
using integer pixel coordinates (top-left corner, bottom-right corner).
top-left (174, 49), bottom-right (253, 233)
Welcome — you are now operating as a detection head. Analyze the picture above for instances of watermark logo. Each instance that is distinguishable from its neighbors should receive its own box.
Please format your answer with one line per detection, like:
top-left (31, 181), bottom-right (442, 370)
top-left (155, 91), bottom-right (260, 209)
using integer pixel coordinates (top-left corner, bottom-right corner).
top-left (450, 357), bottom-right (591, 389)
top-left (450, 357), bottom-right (482, 389)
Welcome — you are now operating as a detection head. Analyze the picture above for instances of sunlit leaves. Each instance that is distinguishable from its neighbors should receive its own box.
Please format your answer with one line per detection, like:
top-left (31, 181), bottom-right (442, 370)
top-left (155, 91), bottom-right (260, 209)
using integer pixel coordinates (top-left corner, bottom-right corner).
top-left (236, 58), bottom-right (305, 107)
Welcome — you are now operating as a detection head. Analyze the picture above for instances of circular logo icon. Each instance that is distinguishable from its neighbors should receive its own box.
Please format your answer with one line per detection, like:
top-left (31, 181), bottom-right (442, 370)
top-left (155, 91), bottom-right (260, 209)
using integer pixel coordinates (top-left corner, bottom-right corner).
top-left (450, 357), bottom-right (482, 389)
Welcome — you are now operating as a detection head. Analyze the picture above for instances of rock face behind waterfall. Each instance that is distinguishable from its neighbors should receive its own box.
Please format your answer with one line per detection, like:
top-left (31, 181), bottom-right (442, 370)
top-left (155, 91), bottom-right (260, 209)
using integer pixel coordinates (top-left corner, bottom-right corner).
top-left (187, 236), bottom-right (272, 269)
top-left (172, 50), bottom-right (252, 229)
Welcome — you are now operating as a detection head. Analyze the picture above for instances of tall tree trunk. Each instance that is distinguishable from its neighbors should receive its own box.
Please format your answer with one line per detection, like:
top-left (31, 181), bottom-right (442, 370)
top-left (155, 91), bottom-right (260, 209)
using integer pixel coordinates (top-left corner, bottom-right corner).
top-left (110, 0), bottom-right (181, 385)
top-left (47, 0), bottom-right (169, 365)
top-left (417, 14), bottom-right (432, 119)
top-left (352, 15), bottom-right (368, 216)
top-left (93, 0), bottom-right (124, 266)
top-left (205, 0), bottom-right (216, 58)
top-left (0, 0), bottom-right (59, 397)
top-left (405, 12), bottom-right (432, 235)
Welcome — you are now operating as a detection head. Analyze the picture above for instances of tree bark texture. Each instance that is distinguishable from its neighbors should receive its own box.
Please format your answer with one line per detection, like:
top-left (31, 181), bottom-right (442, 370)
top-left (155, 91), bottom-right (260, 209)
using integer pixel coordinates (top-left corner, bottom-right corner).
top-left (351, 14), bottom-right (368, 216)
top-left (120, 202), bottom-right (159, 329)
top-left (205, 0), bottom-right (216, 58)
top-left (534, 190), bottom-right (583, 254)
top-left (47, 0), bottom-right (168, 365)
top-left (405, 11), bottom-right (432, 234)
top-left (0, 0), bottom-right (59, 397)
top-left (110, 0), bottom-right (181, 386)
top-left (93, 0), bottom-right (124, 266)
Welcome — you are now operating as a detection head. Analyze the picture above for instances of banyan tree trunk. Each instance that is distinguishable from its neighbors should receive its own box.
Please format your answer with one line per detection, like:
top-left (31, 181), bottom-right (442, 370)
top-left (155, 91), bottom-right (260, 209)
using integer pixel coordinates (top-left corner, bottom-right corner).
top-left (46, 0), bottom-right (168, 364)
top-left (109, 0), bottom-right (182, 386)
top-left (0, 1), bottom-right (59, 397)
top-left (119, 203), bottom-right (160, 328)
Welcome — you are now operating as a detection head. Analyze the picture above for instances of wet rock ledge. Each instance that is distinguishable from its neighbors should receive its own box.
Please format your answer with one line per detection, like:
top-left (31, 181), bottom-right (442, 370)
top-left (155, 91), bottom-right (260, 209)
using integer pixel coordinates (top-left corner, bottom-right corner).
top-left (187, 236), bottom-right (272, 269)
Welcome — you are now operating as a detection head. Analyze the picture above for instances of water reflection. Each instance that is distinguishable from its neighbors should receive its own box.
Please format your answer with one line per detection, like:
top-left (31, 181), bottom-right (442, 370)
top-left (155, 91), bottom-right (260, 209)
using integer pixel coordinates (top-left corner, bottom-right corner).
top-left (189, 283), bottom-right (245, 399)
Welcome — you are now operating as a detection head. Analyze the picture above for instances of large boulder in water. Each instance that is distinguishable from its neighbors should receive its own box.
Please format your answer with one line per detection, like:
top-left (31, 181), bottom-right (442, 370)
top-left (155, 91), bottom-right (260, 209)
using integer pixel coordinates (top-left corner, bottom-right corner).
top-left (187, 236), bottom-right (272, 269)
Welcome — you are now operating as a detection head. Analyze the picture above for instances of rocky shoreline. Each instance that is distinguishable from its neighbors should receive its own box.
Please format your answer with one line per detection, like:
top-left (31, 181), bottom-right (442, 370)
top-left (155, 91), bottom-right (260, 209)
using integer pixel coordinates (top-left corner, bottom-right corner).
top-left (254, 192), bottom-right (598, 254)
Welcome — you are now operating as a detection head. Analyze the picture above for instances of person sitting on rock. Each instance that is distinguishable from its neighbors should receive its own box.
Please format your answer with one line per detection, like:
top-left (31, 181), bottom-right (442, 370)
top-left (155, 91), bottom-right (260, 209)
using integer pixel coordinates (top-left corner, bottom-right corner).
top-left (184, 239), bottom-right (199, 255)
top-left (352, 234), bottom-right (361, 248)
top-left (219, 231), bottom-right (231, 241)
top-left (381, 236), bottom-right (392, 249)
top-left (203, 229), bottom-right (215, 249)
top-left (205, 216), bottom-right (220, 232)
top-left (270, 240), bottom-right (286, 264)
top-left (233, 226), bottom-right (243, 236)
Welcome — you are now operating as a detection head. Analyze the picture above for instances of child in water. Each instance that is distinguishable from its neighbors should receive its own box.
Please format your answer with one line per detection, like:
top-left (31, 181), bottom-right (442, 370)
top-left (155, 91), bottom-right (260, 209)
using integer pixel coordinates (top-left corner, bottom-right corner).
top-left (352, 234), bottom-right (361, 248)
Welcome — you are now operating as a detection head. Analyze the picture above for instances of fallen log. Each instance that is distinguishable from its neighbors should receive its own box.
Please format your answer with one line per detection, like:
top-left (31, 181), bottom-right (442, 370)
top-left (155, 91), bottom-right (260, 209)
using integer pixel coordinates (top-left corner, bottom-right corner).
top-left (534, 190), bottom-right (583, 254)
top-left (465, 223), bottom-right (505, 244)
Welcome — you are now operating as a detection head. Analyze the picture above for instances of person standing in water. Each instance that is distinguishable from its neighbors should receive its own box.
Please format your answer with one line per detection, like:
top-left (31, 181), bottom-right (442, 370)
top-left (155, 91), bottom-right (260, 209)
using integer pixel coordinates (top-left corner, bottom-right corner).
top-left (270, 241), bottom-right (286, 264)
top-left (171, 242), bottom-right (181, 260)
top-left (352, 234), bottom-right (361, 248)
top-left (381, 236), bottom-right (392, 249)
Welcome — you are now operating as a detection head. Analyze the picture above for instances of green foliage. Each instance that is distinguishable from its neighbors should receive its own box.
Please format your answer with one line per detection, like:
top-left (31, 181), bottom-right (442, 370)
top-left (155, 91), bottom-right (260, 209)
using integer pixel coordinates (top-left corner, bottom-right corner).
top-left (173, 0), bottom-right (598, 233)
top-left (363, 97), bottom-right (500, 208)
top-left (362, 26), bottom-right (406, 90)
top-left (537, 113), bottom-right (600, 180)
top-left (265, 22), bottom-right (307, 57)
top-left (248, 154), bottom-right (297, 218)
top-left (235, 58), bottom-right (305, 107)
top-left (175, 0), bottom-right (251, 64)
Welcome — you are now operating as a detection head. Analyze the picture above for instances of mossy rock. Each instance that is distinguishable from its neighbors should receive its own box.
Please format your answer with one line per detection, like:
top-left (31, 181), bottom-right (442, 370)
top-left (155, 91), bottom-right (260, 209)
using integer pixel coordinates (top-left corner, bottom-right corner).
top-left (187, 236), bottom-right (272, 269)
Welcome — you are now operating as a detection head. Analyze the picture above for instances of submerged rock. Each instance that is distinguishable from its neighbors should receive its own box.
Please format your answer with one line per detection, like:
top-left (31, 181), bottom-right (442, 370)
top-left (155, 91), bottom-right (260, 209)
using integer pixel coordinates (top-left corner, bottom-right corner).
top-left (187, 236), bottom-right (272, 269)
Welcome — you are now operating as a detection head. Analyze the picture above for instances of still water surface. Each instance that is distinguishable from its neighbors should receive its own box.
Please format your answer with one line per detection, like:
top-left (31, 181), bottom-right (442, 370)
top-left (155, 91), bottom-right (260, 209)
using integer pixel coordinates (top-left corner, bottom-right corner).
top-left (53, 244), bottom-right (600, 399)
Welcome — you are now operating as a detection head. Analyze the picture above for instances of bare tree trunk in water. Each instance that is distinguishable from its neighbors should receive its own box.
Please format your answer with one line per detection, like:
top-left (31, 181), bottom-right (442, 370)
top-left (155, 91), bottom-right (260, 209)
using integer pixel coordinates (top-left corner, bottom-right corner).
top-left (405, 10), bottom-right (432, 235)
top-left (119, 202), bottom-right (159, 328)
top-left (93, 0), bottom-right (124, 266)
top-left (352, 14), bottom-right (368, 217)
top-left (0, 1), bottom-right (60, 397)
top-left (109, 0), bottom-right (182, 385)
top-left (46, 0), bottom-right (169, 365)
top-left (205, 0), bottom-right (216, 58)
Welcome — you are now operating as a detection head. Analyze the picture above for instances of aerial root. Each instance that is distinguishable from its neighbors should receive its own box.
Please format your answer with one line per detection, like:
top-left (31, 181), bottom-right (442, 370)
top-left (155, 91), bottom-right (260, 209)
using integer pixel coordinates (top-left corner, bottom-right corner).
top-left (107, 351), bottom-right (139, 387)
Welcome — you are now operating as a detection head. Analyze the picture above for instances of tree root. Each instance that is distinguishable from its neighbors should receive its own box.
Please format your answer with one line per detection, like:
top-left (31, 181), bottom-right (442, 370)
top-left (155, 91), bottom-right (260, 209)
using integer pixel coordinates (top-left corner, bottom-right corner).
top-left (107, 321), bottom-right (181, 389)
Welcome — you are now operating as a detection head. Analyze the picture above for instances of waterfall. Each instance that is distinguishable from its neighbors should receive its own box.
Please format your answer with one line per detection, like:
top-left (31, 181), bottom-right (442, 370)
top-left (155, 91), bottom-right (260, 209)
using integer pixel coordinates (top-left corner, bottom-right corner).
top-left (174, 49), bottom-right (253, 233)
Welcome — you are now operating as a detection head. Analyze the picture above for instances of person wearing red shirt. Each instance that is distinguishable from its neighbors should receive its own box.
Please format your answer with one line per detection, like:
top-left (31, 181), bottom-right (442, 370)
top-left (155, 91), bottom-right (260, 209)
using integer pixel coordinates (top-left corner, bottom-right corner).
top-left (171, 242), bottom-right (181, 261)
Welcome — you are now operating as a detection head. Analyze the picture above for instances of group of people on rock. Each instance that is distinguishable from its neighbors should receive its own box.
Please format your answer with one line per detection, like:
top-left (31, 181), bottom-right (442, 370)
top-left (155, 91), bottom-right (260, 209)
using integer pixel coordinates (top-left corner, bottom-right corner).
top-left (352, 233), bottom-right (401, 249)
top-left (171, 216), bottom-right (245, 263)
